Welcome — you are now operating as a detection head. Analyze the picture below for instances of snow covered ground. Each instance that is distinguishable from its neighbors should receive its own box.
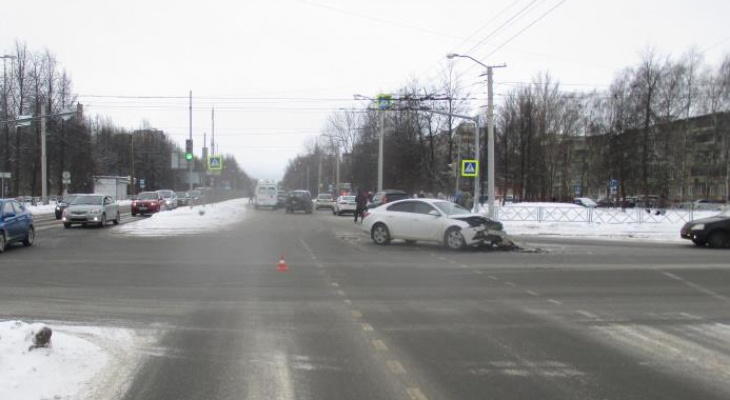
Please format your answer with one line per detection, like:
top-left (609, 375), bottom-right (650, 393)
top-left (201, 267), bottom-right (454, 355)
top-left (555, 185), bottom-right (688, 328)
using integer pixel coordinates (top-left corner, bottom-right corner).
top-left (114, 198), bottom-right (247, 237)
top-left (25, 200), bottom-right (133, 216)
top-left (0, 320), bottom-right (143, 400)
top-left (477, 202), bottom-right (726, 243)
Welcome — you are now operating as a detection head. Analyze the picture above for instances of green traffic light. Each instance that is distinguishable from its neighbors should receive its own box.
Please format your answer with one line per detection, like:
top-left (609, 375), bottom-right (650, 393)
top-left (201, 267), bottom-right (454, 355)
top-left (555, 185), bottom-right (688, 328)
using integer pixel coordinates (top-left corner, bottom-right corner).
top-left (185, 153), bottom-right (193, 160)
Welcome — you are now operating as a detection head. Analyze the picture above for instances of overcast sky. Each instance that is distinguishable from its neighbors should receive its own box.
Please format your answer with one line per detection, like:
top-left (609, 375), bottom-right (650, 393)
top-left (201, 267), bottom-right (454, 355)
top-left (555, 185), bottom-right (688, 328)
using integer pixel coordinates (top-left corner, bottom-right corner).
top-left (3, 0), bottom-right (729, 181)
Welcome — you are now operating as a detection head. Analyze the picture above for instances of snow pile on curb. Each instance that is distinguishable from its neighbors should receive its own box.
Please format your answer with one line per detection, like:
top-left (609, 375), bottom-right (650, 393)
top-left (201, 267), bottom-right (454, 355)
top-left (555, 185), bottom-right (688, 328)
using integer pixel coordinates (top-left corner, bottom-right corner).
top-left (502, 220), bottom-right (686, 242)
top-left (114, 198), bottom-right (247, 237)
top-left (0, 320), bottom-right (138, 400)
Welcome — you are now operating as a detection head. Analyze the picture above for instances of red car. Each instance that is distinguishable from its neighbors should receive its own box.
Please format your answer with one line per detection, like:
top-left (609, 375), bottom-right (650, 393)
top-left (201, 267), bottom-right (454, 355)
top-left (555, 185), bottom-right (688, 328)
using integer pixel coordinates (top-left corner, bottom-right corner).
top-left (131, 191), bottom-right (165, 216)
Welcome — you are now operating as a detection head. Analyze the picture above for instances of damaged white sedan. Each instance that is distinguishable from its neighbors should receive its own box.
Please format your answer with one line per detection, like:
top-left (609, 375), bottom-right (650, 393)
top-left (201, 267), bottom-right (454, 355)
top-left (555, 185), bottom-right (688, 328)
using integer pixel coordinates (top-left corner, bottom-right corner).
top-left (362, 198), bottom-right (508, 250)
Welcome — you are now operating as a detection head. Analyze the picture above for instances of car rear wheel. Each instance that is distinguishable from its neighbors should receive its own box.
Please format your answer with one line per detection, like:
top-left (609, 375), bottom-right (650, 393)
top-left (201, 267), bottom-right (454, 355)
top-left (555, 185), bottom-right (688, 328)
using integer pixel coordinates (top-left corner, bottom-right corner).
top-left (445, 227), bottom-right (466, 250)
top-left (22, 226), bottom-right (35, 246)
top-left (0, 232), bottom-right (6, 253)
top-left (371, 223), bottom-right (391, 245)
top-left (708, 230), bottom-right (730, 249)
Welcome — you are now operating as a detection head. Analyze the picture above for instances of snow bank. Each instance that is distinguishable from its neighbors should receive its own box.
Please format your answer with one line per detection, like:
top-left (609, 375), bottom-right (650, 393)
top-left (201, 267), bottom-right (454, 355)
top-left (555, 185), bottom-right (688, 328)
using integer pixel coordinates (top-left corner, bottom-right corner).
top-left (503, 220), bottom-right (686, 242)
top-left (114, 198), bottom-right (247, 237)
top-left (0, 320), bottom-right (139, 400)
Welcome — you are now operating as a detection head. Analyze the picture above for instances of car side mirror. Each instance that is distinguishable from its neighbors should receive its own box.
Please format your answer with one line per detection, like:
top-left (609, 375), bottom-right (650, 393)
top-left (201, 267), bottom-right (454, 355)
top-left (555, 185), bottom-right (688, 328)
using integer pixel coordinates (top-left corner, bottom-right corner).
top-left (428, 210), bottom-right (440, 217)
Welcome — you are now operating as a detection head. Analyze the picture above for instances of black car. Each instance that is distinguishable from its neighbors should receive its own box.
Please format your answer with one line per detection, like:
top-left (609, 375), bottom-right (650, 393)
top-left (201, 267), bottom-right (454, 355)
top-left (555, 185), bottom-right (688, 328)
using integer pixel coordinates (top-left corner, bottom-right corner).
top-left (368, 190), bottom-right (410, 209)
top-left (285, 190), bottom-right (313, 214)
top-left (54, 194), bottom-right (80, 219)
top-left (680, 208), bottom-right (730, 248)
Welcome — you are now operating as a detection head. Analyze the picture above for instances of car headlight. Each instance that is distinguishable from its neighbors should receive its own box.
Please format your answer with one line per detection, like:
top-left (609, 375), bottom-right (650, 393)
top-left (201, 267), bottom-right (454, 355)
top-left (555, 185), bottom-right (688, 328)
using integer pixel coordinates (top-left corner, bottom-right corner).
top-left (90, 208), bottom-right (102, 214)
top-left (690, 224), bottom-right (705, 231)
top-left (55, 206), bottom-right (60, 211)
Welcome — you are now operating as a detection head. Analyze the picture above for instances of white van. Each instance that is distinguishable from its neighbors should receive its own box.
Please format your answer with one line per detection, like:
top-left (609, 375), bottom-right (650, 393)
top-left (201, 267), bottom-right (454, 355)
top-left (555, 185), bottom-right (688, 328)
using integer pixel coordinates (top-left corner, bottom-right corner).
top-left (254, 181), bottom-right (278, 209)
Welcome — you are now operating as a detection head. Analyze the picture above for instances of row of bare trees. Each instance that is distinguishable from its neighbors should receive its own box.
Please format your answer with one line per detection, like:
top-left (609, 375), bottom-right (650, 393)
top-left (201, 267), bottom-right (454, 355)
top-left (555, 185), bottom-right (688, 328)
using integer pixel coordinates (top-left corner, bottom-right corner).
top-left (284, 48), bottom-right (730, 202)
top-left (1, 41), bottom-right (253, 197)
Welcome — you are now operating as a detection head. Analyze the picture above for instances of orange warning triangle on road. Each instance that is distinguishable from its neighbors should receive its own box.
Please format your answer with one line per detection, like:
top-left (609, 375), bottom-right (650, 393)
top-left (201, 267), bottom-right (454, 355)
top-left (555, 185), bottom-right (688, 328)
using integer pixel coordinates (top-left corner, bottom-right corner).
top-left (277, 253), bottom-right (288, 272)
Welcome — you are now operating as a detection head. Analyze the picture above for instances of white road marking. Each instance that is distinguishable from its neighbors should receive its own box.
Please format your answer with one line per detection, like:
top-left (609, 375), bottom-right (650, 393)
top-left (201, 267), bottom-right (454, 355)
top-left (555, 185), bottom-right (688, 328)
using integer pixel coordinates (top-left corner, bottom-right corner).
top-left (361, 323), bottom-right (374, 332)
top-left (547, 299), bottom-right (563, 305)
top-left (661, 271), bottom-right (729, 301)
top-left (344, 299), bottom-right (353, 305)
top-left (352, 310), bottom-right (363, 319)
top-left (450, 260), bottom-right (457, 265)
top-left (576, 310), bottom-right (600, 320)
top-left (372, 339), bottom-right (389, 351)
top-left (473, 270), bottom-right (484, 275)
top-left (331, 282), bottom-right (339, 287)
top-left (459, 264), bottom-right (468, 269)
top-left (336, 290), bottom-right (345, 296)
top-left (504, 281), bottom-right (517, 287)
top-left (386, 360), bottom-right (406, 374)
top-left (526, 290), bottom-right (539, 296)
top-left (407, 388), bottom-right (429, 400)
top-left (438, 256), bottom-right (447, 261)
top-left (488, 275), bottom-right (499, 280)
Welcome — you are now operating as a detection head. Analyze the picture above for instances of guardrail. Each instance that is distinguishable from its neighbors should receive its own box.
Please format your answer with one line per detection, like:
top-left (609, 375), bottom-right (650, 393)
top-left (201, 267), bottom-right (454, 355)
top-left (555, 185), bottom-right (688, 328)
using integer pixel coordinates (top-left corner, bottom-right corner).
top-left (493, 206), bottom-right (723, 224)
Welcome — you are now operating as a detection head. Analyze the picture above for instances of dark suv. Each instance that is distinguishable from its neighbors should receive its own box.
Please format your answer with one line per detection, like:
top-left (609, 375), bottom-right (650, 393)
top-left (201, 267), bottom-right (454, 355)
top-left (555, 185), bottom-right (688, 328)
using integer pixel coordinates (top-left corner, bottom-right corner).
top-left (285, 190), bottom-right (313, 214)
top-left (680, 208), bottom-right (730, 248)
top-left (368, 190), bottom-right (410, 209)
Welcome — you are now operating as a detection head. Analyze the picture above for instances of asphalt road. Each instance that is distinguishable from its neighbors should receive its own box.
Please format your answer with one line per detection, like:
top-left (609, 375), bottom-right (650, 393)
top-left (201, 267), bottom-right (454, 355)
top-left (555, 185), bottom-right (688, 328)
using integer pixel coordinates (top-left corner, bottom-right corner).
top-left (1, 201), bottom-right (730, 400)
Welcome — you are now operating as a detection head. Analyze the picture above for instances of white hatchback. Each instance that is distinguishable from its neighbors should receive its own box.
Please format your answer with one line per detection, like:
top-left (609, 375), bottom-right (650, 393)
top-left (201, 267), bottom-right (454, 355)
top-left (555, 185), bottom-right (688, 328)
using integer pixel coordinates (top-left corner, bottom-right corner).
top-left (333, 195), bottom-right (357, 215)
top-left (361, 198), bottom-right (506, 250)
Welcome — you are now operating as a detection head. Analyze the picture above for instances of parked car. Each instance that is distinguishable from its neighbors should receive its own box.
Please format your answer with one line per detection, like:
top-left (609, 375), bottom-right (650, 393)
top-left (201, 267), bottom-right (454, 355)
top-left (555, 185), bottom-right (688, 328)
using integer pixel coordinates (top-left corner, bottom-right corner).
top-left (315, 194), bottom-right (335, 210)
top-left (132, 191), bottom-right (165, 216)
top-left (62, 194), bottom-right (120, 228)
top-left (362, 198), bottom-right (506, 250)
top-left (54, 194), bottom-right (80, 219)
top-left (0, 198), bottom-right (35, 253)
top-left (276, 191), bottom-right (288, 208)
top-left (189, 190), bottom-right (203, 202)
top-left (334, 195), bottom-right (357, 215)
top-left (368, 189), bottom-right (410, 209)
top-left (176, 191), bottom-right (191, 207)
top-left (680, 208), bottom-right (730, 248)
top-left (285, 190), bottom-right (313, 214)
top-left (157, 190), bottom-right (178, 210)
top-left (573, 197), bottom-right (597, 207)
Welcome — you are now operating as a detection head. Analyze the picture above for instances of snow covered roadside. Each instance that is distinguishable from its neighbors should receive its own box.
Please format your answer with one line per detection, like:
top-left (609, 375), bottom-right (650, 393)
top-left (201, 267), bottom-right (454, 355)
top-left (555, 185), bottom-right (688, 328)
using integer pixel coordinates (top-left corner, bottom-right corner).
top-left (26, 200), bottom-right (133, 216)
top-left (113, 197), bottom-right (247, 237)
top-left (502, 220), bottom-right (687, 242)
top-left (0, 320), bottom-right (143, 400)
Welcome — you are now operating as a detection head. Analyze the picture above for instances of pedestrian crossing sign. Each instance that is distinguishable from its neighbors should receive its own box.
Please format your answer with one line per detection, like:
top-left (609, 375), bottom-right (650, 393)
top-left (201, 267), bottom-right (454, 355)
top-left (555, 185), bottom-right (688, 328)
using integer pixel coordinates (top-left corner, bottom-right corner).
top-left (461, 159), bottom-right (478, 177)
top-left (208, 155), bottom-right (223, 171)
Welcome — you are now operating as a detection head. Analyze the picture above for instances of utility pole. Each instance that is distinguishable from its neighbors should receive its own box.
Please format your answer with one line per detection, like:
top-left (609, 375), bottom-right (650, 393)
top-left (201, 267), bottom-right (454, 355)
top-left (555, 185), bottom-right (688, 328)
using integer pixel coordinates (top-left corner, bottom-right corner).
top-left (486, 66), bottom-right (498, 218)
top-left (188, 90), bottom-right (193, 193)
top-left (378, 110), bottom-right (384, 192)
top-left (317, 139), bottom-right (322, 195)
top-left (40, 106), bottom-right (47, 204)
top-left (335, 146), bottom-right (340, 197)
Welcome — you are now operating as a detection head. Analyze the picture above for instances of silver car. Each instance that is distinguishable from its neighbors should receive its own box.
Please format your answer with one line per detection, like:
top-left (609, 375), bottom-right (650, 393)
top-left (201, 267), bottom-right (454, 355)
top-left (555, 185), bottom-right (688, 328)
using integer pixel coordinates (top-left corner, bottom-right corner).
top-left (62, 194), bottom-right (121, 228)
top-left (157, 190), bottom-right (178, 210)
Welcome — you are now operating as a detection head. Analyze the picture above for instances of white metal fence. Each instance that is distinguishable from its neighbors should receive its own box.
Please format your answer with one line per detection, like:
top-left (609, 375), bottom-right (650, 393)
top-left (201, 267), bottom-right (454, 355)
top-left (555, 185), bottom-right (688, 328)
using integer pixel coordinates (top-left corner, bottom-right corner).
top-left (493, 206), bottom-right (719, 224)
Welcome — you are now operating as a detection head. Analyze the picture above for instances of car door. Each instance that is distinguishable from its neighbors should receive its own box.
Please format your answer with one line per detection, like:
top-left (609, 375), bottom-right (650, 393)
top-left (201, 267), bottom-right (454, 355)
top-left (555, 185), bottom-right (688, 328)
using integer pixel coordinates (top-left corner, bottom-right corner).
top-left (2, 201), bottom-right (21, 240)
top-left (383, 201), bottom-right (416, 239)
top-left (105, 197), bottom-right (119, 218)
top-left (11, 201), bottom-right (31, 235)
top-left (409, 202), bottom-right (443, 241)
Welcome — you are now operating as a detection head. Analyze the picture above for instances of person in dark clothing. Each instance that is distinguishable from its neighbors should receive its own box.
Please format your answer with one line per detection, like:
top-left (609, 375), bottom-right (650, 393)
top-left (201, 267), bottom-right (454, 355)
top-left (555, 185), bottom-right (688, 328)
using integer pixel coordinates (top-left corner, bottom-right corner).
top-left (354, 190), bottom-right (368, 223)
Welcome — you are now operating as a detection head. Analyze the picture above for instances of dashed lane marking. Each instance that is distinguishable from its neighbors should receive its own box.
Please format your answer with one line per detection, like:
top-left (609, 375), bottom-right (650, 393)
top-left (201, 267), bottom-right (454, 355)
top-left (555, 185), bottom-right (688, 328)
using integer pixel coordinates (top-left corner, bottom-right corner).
top-left (372, 340), bottom-right (389, 351)
top-left (459, 264), bottom-right (468, 269)
top-left (331, 282), bottom-right (340, 287)
top-left (344, 299), bottom-right (353, 305)
top-left (337, 290), bottom-right (346, 296)
top-left (438, 256), bottom-right (447, 261)
top-left (361, 323), bottom-right (374, 332)
top-left (473, 270), bottom-right (484, 275)
top-left (505, 281), bottom-right (517, 287)
top-left (386, 360), bottom-right (407, 375)
top-left (407, 387), bottom-right (429, 400)
top-left (526, 290), bottom-right (539, 296)
top-left (450, 260), bottom-right (457, 265)
top-left (547, 299), bottom-right (563, 305)
top-left (576, 310), bottom-right (600, 320)
top-left (488, 275), bottom-right (499, 280)
top-left (352, 310), bottom-right (363, 319)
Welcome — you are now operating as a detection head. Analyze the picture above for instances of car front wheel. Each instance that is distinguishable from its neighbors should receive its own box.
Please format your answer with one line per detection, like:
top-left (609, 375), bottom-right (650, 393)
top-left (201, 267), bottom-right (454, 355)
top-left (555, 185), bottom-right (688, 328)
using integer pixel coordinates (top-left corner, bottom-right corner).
top-left (708, 230), bottom-right (730, 249)
top-left (22, 226), bottom-right (34, 246)
top-left (113, 212), bottom-right (120, 225)
top-left (445, 227), bottom-right (466, 250)
top-left (99, 213), bottom-right (106, 227)
top-left (0, 232), bottom-right (6, 253)
top-left (371, 223), bottom-right (391, 245)
top-left (692, 238), bottom-right (706, 247)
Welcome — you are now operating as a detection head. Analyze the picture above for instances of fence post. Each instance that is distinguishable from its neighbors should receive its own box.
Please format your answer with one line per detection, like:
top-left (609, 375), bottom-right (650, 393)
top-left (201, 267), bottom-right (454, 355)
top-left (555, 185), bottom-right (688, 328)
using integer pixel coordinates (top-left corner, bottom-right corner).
top-left (538, 207), bottom-right (543, 223)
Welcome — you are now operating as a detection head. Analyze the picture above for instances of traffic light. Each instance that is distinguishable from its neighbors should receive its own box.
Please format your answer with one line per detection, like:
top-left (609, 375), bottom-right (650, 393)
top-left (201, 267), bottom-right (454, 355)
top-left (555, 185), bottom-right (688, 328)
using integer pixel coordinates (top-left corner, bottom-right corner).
top-left (185, 139), bottom-right (193, 161)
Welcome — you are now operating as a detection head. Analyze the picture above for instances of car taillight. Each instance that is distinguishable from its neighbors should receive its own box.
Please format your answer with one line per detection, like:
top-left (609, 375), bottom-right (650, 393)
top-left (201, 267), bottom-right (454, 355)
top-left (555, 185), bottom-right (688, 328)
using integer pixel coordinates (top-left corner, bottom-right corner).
top-left (363, 211), bottom-right (370, 219)
top-left (382, 195), bottom-right (387, 203)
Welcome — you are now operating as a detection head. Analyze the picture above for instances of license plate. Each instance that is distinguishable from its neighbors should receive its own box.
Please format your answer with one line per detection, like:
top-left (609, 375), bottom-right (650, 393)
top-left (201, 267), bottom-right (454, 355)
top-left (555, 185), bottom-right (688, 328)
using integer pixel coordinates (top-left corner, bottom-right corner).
top-left (139, 207), bottom-right (147, 211)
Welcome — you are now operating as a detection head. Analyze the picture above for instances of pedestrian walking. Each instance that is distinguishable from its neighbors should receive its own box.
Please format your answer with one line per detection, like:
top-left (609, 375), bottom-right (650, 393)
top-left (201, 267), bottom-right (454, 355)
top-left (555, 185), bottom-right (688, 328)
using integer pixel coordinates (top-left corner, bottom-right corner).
top-left (354, 190), bottom-right (368, 223)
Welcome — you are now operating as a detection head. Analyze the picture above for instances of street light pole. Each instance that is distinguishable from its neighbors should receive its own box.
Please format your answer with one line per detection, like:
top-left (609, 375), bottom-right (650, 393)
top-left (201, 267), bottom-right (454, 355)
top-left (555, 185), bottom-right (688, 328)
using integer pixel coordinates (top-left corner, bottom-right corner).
top-left (41, 106), bottom-right (47, 204)
top-left (378, 109), bottom-right (384, 192)
top-left (446, 53), bottom-right (505, 218)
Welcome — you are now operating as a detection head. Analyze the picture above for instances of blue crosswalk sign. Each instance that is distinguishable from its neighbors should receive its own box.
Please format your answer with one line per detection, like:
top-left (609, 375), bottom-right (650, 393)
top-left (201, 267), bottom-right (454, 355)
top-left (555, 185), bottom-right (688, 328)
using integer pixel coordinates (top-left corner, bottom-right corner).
top-left (208, 155), bottom-right (223, 171)
top-left (461, 160), bottom-right (478, 177)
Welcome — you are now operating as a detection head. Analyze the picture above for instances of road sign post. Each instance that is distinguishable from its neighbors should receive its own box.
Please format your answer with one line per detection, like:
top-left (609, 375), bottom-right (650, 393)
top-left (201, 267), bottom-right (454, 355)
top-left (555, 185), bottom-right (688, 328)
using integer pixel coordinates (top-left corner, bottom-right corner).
top-left (0, 172), bottom-right (10, 198)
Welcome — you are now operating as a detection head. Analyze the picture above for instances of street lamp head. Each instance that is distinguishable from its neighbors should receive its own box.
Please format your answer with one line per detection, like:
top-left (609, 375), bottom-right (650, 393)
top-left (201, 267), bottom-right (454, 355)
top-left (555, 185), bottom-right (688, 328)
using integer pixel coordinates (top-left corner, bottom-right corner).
top-left (446, 53), bottom-right (460, 59)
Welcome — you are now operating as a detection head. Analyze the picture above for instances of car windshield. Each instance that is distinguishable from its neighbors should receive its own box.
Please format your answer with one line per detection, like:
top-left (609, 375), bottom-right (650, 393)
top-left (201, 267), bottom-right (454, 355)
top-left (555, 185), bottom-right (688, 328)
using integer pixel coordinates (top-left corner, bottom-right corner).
top-left (62, 196), bottom-right (78, 203)
top-left (6, 5), bottom-right (730, 400)
top-left (433, 201), bottom-right (471, 216)
top-left (70, 196), bottom-right (103, 205)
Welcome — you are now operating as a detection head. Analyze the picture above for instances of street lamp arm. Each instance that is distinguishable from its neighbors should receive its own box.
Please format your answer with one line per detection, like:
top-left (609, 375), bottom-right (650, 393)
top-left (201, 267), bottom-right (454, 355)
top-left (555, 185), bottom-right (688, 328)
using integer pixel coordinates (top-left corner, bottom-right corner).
top-left (446, 53), bottom-right (488, 69)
